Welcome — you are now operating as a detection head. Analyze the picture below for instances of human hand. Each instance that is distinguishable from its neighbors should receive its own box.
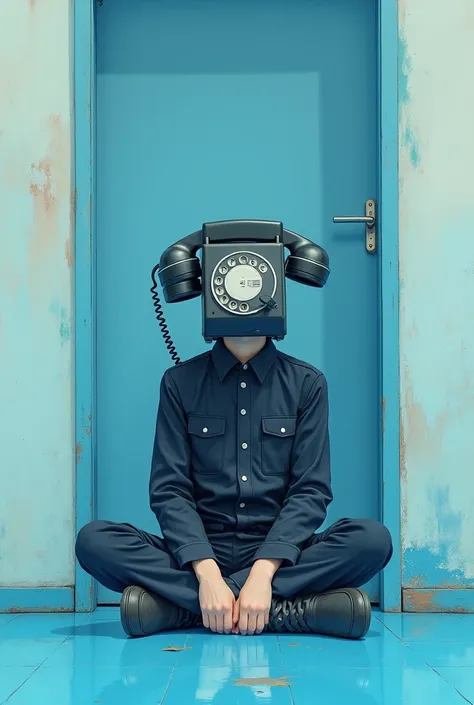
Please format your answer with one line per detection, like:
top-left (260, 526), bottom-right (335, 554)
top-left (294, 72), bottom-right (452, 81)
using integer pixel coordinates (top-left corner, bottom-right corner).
top-left (193, 560), bottom-right (236, 634)
top-left (233, 574), bottom-right (272, 636)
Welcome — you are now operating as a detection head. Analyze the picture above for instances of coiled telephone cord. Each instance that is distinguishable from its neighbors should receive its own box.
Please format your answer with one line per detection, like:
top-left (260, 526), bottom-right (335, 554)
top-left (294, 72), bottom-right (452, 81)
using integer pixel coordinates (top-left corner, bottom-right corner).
top-left (151, 265), bottom-right (181, 365)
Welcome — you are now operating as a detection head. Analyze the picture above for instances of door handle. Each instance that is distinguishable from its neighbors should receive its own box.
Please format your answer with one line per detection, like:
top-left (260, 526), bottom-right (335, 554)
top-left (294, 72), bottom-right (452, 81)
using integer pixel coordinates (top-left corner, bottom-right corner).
top-left (333, 199), bottom-right (376, 253)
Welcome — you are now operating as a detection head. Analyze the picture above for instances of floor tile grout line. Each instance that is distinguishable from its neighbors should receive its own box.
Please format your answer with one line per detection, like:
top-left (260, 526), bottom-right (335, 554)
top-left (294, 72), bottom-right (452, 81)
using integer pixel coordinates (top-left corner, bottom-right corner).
top-left (175, 633), bottom-right (191, 667)
top-left (1, 624), bottom-right (101, 703)
top-left (287, 680), bottom-right (297, 705)
top-left (373, 617), bottom-right (449, 674)
top-left (0, 616), bottom-right (19, 631)
top-left (374, 616), bottom-right (404, 642)
top-left (1, 666), bottom-right (42, 705)
top-left (376, 622), bottom-right (474, 689)
top-left (375, 616), bottom-right (474, 655)
top-left (1, 637), bottom-right (69, 705)
top-left (276, 635), bottom-right (296, 705)
top-left (402, 641), bottom-right (446, 673)
top-left (26, 631), bottom-right (76, 671)
top-left (430, 666), bottom-right (474, 705)
top-left (375, 618), bottom-right (429, 659)
top-left (171, 631), bottom-right (189, 666)
top-left (276, 634), bottom-right (284, 666)
top-left (159, 666), bottom-right (176, 704)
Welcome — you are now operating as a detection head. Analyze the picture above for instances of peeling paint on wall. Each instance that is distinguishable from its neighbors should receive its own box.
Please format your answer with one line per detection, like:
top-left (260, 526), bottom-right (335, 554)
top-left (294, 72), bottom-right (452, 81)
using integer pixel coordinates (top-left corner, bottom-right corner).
top-left (28, 115), bottom-right (70, 291)
top-left (403, 589), bottom-right (474, 613)
top-left (404, 488), bottom-right (474, 587)
top-left (400, 0), bottom-right (474, 589)
top-left (398, 23), bottom-right (421, 172)
top-left (65, 238), bottom-right (72, 268)
top-left (49, 300), bottom-right (71, 346)
top-left (397, 22), bottom-right (410, 109)
top-left (0, 0), bottom-right (74, 588)
top-left (401, 126), bottom-right (420, 169)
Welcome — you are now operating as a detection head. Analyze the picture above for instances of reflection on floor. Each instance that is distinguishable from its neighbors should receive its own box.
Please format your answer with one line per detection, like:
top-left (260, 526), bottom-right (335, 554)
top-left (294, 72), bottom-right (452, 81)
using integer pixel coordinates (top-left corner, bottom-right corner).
top-left (1, 609), bottom-right (474, 704)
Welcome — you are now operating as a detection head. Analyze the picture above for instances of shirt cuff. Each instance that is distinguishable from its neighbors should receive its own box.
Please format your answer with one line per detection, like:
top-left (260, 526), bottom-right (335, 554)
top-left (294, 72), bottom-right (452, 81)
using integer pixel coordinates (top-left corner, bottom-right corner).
top-left (253, 541), bottom-right (301, 566)
top-left (174, 541), bottom-right (217, 569)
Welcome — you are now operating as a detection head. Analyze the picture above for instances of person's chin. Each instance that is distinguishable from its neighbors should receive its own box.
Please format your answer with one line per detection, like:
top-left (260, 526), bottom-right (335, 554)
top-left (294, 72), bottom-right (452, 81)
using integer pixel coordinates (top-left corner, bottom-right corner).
top-left (235, 336), bottom-right (266, 343)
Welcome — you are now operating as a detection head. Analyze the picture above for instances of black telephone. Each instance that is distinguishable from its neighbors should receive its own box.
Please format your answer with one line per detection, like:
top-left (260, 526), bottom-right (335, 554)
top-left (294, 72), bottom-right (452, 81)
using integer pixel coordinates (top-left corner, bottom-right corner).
top-left (151, 219), bottom-right (330, 364)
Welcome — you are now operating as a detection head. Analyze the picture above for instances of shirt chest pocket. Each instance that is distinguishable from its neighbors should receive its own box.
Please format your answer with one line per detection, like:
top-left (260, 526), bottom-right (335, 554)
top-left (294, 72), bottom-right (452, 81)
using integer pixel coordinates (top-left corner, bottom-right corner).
top-left (261, 416), bottom-right (297, 476)
top-left (188, 416), bottom-right (226, 475)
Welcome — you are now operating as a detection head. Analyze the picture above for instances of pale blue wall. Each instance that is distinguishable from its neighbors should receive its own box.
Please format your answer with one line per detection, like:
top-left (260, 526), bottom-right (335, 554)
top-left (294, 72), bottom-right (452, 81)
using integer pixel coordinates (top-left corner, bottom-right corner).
top-left (0, 0), bottom-right (473, 605)
top-left (0, 0), bottom-right (75, 588)
top-left (399, 0), bottom-right (474, 603)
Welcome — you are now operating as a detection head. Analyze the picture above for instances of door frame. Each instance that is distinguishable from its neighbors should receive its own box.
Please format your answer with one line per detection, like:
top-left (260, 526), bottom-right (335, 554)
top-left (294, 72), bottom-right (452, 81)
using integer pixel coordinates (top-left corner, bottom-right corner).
top-left (74, 0), bottom-right (401, 611)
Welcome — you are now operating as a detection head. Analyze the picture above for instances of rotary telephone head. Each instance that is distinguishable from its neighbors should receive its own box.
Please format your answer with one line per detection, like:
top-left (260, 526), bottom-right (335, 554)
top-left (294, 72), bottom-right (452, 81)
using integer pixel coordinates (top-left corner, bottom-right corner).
top-left (151, 219), bottom-right (329, 364)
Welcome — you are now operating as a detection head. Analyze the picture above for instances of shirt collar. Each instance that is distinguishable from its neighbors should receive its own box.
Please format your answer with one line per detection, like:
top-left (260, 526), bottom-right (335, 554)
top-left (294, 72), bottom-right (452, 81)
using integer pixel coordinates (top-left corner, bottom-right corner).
top-left (211, 339), bottom-right (277, 384)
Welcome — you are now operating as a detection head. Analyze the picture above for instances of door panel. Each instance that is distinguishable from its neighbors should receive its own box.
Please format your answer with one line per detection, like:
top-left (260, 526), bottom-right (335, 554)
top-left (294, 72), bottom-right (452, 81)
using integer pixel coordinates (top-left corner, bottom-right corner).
top-left (96, 0), bottom-right (378, 603)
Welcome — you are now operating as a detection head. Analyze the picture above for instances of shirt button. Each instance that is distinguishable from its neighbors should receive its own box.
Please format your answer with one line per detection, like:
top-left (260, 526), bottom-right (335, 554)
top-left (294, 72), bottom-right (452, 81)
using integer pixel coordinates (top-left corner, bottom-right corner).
top-left (203, 427), bottom-right (208, 433)
top-left (280, 427), bottom-right (286, 434)
top-left (240, 382), bottom-right (247, 389)
top-left (240, 409), bottom-right (247, 416)
top-left (241, 442), bottom-right (248, 449)
top-left (240, 502), bottom-right (246, 508)
top-left (242, 475), bottom-right (248, 482)
top-left (243, 364), bottom-right (248, 370)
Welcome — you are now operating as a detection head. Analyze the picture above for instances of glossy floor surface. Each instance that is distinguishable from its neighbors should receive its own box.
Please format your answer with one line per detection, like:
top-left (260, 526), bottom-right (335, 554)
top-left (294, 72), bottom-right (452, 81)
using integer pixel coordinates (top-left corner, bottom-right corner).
top-left (1, 609), bottom-right (474, 704)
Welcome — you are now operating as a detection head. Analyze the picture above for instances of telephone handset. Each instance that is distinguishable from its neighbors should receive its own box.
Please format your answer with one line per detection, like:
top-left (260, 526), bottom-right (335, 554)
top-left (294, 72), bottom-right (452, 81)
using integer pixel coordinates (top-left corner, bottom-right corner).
top-left (151, 219), bottom-right (330, 364)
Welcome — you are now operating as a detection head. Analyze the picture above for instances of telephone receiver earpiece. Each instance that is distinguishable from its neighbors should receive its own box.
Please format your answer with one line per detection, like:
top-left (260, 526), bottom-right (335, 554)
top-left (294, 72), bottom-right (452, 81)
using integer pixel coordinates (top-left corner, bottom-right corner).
top-left (156, 229), bottom-right (203, 303)
top-left (282, 228), bottom-right (330, 288)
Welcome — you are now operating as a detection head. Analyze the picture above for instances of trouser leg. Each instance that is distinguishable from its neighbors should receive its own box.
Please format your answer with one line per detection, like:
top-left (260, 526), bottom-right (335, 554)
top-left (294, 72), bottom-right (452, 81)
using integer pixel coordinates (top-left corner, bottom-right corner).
top-left (228, 518), bottom-right (393, 599)
top-left (75, 520), bottom-right (201, 614)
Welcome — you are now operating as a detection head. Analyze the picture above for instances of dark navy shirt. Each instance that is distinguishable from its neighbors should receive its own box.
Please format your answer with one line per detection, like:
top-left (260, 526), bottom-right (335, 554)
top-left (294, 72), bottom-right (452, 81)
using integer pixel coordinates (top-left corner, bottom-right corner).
top-left (149, 339), bottom-right (332, 569)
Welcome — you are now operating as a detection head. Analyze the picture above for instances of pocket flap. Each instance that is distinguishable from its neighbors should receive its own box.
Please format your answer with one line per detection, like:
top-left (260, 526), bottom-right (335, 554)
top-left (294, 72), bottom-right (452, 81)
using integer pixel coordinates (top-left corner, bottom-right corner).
top-left (262, 416), bottom-right (297, 437)
top-left (188, 416), bottom-right (226, 438)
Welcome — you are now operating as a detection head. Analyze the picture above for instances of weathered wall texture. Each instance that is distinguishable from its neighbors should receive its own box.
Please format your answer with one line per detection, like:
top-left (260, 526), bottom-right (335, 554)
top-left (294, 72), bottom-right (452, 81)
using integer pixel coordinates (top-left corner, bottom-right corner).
top-left (400, 0), bottom-right (474, 589)
top-left (0, 0), bottom-right (74, 586)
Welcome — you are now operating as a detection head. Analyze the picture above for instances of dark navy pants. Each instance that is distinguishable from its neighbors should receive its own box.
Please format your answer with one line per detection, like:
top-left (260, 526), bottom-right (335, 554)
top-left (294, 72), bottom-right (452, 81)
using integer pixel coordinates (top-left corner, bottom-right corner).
top-left (76, 518), bottom-right (392, 615)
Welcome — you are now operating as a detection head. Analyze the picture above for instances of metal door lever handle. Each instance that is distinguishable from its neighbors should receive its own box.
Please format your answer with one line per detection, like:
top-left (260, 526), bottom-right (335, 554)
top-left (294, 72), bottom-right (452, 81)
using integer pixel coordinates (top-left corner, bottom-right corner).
top-left (333, 215), bottom-right (375, 227)
top-left (332, 199), bottom-right (376, 253)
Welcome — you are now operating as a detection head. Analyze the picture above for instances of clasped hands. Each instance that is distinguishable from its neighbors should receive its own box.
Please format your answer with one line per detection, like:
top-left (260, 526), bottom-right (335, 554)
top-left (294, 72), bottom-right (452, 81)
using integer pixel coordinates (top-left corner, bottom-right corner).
top-left (193, 558), bottom-right (281, 636)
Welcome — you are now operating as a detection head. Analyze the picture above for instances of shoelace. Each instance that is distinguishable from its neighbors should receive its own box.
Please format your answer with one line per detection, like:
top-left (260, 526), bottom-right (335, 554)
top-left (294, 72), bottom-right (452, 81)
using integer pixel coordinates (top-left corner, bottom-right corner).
top-left (177, 606), bottom-right (202, 629)
top-left (266, 597), bottom-right (314, 633)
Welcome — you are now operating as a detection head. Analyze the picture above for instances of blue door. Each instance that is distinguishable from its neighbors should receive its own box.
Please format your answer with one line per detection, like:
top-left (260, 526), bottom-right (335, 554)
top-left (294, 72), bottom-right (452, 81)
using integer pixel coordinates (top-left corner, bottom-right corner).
top-left (96, 0), bottom-right (379, 604)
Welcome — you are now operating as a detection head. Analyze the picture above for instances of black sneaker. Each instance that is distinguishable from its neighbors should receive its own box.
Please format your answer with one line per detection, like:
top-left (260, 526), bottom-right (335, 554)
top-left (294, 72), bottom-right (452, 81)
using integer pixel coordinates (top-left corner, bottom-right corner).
top-left (267, 588), bottom-right (371, 639)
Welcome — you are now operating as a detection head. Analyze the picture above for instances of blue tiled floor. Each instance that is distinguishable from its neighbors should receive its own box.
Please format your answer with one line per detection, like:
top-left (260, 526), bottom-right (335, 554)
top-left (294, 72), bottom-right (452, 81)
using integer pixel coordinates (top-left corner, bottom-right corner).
top-left (1, 609), bottom-right (474, 704)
